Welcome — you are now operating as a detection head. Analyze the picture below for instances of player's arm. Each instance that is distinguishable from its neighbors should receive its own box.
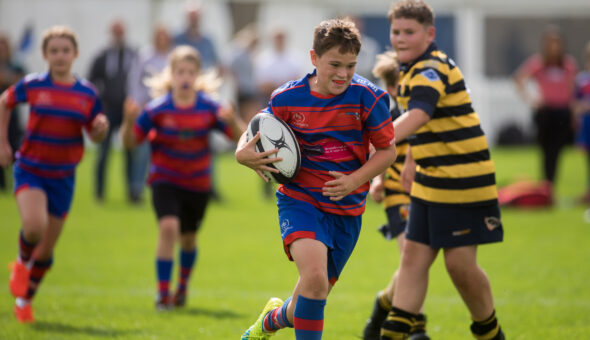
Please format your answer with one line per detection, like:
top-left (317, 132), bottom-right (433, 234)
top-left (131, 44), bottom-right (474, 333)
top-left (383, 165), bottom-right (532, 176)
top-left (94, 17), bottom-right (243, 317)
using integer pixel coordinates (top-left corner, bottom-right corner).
top-left (120, 97), bottom-right (141, 149)
top-left (218, 102), bottom-right (246, 142)
top-left (513, 64), bottom-right (540, 110)
top-left (393, 107), bottom-right (430, 142)
top-left (323, 143), bottom-right (397, 202)
top-left (235, 131), bottom-right (281, 182)
top-left (400, 147), bottom-right (416, 193)
top-left (0, 91), bottom-right (13, 167)
top-left (87, 113), bottom-right (109, 143)
top-left (369, 171), bottom-right (386, 203)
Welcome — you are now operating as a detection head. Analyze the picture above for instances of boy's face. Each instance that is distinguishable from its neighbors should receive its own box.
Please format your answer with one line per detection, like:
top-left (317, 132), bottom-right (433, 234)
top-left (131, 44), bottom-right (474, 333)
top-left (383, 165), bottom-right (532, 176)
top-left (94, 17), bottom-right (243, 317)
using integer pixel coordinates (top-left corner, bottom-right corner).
top-left (390, 18), bottom-right (435, 64)
top-left (310, 46), bottom-right (357, 96)
top-left (43, 37), bottom-right (78, 76)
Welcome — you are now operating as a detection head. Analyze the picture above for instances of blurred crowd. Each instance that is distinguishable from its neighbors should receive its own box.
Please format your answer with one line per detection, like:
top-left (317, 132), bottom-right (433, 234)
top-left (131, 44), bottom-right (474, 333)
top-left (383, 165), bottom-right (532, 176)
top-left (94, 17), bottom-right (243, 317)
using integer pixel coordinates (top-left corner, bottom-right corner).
top-left (1, 1), bottom-right (589, 205)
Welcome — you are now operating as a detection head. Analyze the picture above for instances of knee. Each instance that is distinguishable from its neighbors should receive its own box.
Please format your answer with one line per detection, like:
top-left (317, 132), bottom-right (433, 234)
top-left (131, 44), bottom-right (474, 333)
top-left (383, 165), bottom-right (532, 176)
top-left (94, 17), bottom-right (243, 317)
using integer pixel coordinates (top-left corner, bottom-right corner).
top-left (159, 218), bottom-right (179, 241)
top-left (21, 216), bottom-right (46, 241)
top-left (300, 268), bottom-right (330, 298)
top-left (445, 258), bottom-right (473, 285)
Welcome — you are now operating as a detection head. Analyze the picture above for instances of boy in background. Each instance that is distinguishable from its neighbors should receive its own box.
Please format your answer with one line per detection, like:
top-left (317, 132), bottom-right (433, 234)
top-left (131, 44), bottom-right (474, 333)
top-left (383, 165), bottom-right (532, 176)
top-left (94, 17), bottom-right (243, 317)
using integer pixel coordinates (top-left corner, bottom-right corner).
top-left (380, 1), bottom-right (505, 339)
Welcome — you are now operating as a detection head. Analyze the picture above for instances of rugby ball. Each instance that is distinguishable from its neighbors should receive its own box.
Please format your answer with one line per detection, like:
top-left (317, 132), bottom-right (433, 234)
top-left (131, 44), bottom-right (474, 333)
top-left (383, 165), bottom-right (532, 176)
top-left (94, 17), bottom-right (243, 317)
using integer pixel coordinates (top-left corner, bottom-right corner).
top-left (247, 112), bottom-right (301, 184)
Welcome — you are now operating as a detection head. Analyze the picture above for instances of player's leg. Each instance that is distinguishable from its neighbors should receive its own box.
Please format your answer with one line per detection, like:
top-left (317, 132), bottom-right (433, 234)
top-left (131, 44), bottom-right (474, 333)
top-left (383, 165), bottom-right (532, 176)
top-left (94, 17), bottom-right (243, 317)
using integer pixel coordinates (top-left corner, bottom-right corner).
top-left (13, 174), bottom-right (73, 323)
top-left (381, 199), bottom-right (438, 340)
top-left (247, 239), bottom-right (330, 340)
top-left (10, 187), bottom-right (47, 300)
top-left (363, 219), bottom-right (405, 340)
top-left (289, 238), bottom-right (330, 340)
top-left (151, 184), bottom-right (181, 309)
top-left (175, 231), bottom-right (196, 307)
top-left (155, 215), bottom-right (179, 309)
top-left (443, 246), bottom-right (504, 340)
top-left (381, 240), bottom-right (437, 340)
top-left (173, 189), bottom-right (208, 306)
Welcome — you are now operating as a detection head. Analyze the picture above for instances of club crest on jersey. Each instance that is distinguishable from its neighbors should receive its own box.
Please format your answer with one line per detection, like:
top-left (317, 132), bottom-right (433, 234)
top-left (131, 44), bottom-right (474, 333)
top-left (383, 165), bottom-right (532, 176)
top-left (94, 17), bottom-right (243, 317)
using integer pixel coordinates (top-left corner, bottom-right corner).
top-left (345, 112), bottom-right (360, 120)
top-left (421, 69), bottom-right (440, 82)
top-left (36, 92), bottom-right (52, 105)
top-left (292, 112), bottom-right (307, 127)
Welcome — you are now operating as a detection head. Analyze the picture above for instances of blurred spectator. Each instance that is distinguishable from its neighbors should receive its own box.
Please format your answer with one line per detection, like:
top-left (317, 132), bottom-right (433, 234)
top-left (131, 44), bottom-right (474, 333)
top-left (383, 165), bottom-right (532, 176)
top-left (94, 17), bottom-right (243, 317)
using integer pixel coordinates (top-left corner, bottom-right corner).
top-left (226, 23), bottom-right (261, 122)
top-left (88, 19), bottom-right (137, 203)
top-left (174, 1), bottom-right (220, 72)
top-left (254, 28), bottom-right (303, 100)
top-left (124, 24), bottom-right (173, 204)
top-left (253, 28), bottom-right (303, 198)
top-left (514, 25), bottom-right (578, 195)
top-left (351, 16), bottom-right (380, 83)
top-left (574, 41), bottom-right (590, 203)
top-left (0, 32), bottom-right (25, 191)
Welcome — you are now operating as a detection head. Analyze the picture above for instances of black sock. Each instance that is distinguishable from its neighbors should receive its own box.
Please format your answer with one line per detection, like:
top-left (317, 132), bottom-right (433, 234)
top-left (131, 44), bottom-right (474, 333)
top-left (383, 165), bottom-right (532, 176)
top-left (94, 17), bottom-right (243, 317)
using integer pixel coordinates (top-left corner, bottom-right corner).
top-left (471, 310), bottom-right (503, 340)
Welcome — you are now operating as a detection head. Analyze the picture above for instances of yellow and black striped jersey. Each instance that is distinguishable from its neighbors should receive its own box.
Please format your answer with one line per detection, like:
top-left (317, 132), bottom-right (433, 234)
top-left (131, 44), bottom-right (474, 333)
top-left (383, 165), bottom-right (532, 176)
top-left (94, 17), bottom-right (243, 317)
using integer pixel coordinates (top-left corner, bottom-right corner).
top-left (383, 106), bottom-right (410, 209)
top-left (396, 43), bottom-right (498, 207)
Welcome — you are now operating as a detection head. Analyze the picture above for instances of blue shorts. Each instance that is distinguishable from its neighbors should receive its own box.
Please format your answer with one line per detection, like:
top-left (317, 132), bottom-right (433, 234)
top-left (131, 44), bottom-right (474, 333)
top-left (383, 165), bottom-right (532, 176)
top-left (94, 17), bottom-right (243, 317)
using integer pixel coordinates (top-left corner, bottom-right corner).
top-left (576, 113), bottom-right (590, 150)
top-left (406, 198), bottom-right (503, 249)
top-left (13, 163), bottom-right (75, 219)
top-left (276, 192), bottom-right (362, 285)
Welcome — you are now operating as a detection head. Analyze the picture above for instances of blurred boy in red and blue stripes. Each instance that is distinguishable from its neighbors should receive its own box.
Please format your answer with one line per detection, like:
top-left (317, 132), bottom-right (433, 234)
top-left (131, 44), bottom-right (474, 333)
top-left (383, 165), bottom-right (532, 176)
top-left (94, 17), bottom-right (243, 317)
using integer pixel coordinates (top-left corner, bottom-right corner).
top-left (0, 26), bottom-right (109, 323)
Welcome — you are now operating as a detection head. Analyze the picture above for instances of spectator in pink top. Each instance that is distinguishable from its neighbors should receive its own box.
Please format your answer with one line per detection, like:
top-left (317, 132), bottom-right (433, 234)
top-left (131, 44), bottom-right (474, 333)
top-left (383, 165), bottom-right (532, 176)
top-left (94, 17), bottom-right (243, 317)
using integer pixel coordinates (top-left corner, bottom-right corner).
top-left (514, 25), bottom-right (578, 195)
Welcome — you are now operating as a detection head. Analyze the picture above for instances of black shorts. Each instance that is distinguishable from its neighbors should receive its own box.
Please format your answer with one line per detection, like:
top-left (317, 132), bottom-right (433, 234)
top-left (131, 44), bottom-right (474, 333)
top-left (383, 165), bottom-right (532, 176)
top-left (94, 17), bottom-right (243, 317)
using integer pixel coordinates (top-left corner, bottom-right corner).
top-left (405, 198), bottom-right (503, 248)
top-left (151, 183), bottom-right (210, 234)
top-left (381, 204), bottom-right (409, 240)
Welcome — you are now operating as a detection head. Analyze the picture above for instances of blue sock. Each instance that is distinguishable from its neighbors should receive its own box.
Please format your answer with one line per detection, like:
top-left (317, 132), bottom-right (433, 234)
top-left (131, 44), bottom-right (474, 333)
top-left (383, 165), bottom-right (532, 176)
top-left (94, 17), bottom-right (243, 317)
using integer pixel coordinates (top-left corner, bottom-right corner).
top-left (293, 295), bottom-right (326, 340)
top-left (263, 296), bottom-right (293, 332)
top-left (156, 258), bottom-right (173, 297)
top-left (178, 248), bottom-right (197, 293)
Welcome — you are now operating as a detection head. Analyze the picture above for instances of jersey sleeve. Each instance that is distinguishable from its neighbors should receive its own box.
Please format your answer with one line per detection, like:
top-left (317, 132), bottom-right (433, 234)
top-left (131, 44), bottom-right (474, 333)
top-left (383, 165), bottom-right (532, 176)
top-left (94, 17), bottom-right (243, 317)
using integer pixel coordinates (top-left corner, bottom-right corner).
top-left (365, 92), bottom-right (395, 149)
top-left (213, 104), bottom-right (233, 140)
top-left (408, 67), bottom-right (444, 117)
top-left (133, 110), bottom-right (153, 143)
top-left (4, 78), bottom-right (28, 109)
top-left (84, 96), bottom-right (104, 131)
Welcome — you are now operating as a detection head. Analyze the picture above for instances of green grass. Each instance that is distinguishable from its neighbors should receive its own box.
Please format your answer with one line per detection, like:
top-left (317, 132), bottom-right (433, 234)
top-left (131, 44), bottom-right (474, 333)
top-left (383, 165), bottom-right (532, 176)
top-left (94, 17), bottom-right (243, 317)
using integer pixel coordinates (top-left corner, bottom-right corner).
top-left (1, 146), bottom-right (590, 339)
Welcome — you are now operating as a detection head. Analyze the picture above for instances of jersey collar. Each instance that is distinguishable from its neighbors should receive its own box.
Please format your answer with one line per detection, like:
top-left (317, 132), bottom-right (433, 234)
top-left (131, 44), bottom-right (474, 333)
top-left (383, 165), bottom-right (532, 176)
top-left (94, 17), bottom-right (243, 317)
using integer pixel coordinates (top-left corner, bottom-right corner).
top-left (399, 42), bottom-right (438, 73)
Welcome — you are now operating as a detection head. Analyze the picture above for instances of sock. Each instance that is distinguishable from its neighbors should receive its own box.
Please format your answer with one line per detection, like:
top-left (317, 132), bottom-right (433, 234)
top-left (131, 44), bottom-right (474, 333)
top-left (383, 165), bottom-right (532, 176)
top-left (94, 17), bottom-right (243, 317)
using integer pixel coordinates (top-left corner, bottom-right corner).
top-left (372, 291), bottom-right (392, 324)
top-left (381, 306), bottom-right (417, 340)
top-left (156, 258), bottom-right (173, 299)
top-left (471, 310), bottom-right (503, 340)
top-left (25, 257), bottom-right (53, 300)
top-left (293, 295), bottom-right (326, 340)
top-left (16, 297), bottom-right (31, 308)
top-left (18, 230), bottom-right (37, 263)
top-left (410, 313), bottom-right (427, 334)
top-left (263, 296), bottom-right (293, 332)
top-left (177, 248), bottom-right (197, 294)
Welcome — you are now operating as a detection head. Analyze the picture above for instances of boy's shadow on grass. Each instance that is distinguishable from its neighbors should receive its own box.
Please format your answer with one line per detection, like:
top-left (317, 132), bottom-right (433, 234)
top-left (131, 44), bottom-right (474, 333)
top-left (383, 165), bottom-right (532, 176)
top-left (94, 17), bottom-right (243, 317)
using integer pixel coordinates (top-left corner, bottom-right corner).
top-left (32, 321), bottom-right (138, 337)
top-left (177, 306), bottom-right (243, 319)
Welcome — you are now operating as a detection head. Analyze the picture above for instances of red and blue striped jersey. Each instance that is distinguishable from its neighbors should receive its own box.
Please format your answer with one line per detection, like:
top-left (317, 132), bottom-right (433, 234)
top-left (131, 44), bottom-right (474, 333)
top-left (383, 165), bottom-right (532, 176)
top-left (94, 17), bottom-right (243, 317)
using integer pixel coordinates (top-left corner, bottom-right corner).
top-left (5, 72), bottom-right (103, 178)
top-left (268, 71), bottom-right (395, 216)
top-left (133, 92), bottom-right (233, 192)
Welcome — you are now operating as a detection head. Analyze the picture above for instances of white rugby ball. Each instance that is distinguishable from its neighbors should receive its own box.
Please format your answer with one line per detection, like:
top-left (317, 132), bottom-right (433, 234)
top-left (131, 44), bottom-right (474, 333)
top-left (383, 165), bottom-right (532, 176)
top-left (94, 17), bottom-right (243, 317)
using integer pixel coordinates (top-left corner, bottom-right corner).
top-left (247, 112), bottom-right (301, 184)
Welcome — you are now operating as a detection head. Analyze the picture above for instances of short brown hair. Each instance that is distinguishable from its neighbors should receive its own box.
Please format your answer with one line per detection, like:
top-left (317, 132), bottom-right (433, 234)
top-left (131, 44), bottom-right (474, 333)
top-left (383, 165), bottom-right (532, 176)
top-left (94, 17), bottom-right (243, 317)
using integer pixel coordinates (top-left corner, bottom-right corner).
top-left (42, 25), bottom-right (78, 53)
top-left (372, 51), bottom-right (400, 87)
top-left (388, 0), bottom-right (434, 26)
top-left (312, 18), bottom-right (361, 57)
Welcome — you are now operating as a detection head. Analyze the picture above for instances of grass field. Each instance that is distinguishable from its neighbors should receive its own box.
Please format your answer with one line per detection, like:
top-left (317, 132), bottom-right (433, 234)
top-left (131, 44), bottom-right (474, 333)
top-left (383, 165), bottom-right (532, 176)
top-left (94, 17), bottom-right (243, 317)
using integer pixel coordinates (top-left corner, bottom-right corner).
top-left (1, 146), bottom-right (589, 339)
